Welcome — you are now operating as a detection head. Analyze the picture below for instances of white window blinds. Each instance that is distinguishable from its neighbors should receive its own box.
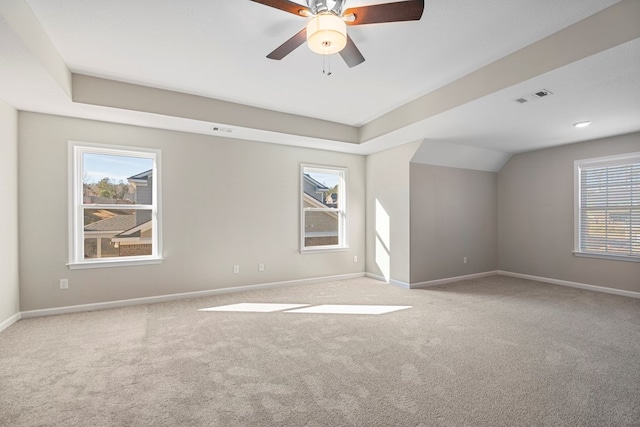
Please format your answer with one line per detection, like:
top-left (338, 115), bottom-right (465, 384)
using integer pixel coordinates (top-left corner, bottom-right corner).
top-left (577, 154), bottom-right (640, 260)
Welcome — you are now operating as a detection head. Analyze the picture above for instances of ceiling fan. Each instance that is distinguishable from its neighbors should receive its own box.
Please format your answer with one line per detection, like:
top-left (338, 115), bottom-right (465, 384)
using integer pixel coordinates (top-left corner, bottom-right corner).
top-left (250, 0), bottom-right (424, 67)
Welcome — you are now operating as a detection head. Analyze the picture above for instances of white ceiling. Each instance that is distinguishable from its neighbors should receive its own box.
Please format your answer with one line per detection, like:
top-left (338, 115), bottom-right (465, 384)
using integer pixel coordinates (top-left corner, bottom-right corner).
top-left (1, 0), bottom-right (639, 159)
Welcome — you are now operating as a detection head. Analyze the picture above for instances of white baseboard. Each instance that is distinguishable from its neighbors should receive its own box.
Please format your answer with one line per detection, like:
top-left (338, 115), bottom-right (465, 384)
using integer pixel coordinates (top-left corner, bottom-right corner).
top-left (410, 271), bottom-right (499, 289)
top-left (498, 270), bottom-right (640, 299)
top-left (0, 312), bottom-right (21, 333)
top-left (16, 269), bottom-right (636, 321)
top-left (20, 272), bottom-right (366, 319)
top-left (365, 272), bottom-right (410, 289)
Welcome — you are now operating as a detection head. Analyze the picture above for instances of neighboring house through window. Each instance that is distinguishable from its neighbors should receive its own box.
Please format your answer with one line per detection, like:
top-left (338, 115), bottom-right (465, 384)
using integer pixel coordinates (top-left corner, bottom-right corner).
top-left (69, 142), bottom-right (162, 268)
top-left (301, 164), bottom-right (347, 251)
top-left (574, 152), bottom-right (639, 262)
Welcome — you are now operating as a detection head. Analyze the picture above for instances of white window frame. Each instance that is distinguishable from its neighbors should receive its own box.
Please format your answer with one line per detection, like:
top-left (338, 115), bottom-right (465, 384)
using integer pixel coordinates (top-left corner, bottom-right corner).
top-left (300, 164), bottom-right (348, 252)
top-left (68, 141), bottom-right (163, 269)
top-left (574, 152), bottom-right (640, 263)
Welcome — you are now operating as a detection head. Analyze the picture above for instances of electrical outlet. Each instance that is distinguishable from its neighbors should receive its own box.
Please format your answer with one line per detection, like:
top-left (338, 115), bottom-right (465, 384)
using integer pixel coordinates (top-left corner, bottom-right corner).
top-left (258, 263), bottom-right (265, 272)
top-left (353, 256), bottom-right (358, 263)
top-left (463, 257), bottom-right (468, 264)
top-left (59, 279), bottom-right (69, 290)
top-left (233, 265), bottom-right (240, 274)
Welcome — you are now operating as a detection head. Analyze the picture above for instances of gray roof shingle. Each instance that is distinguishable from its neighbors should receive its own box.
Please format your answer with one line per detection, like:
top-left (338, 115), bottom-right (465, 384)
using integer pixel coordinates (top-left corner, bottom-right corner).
top-left (84, 215), bottom-right (136, 232)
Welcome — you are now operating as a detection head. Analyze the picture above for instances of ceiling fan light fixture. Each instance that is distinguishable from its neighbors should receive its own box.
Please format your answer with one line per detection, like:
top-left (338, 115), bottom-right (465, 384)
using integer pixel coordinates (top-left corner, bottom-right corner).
top-left (306, 13), bottom-right (347, 55)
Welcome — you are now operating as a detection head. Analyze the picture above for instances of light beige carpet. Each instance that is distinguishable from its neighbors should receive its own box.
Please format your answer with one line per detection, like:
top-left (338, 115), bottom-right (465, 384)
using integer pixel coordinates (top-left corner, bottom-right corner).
top-left (1, 275), bottom-right (639, 426)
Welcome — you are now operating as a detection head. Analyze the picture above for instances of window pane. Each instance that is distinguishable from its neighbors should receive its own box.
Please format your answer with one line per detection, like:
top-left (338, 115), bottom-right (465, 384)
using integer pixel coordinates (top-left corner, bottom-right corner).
top-left (304, 210), bottom-right (339, 247)
top-left (578, 156), bottom-right (640, 259)
top-left (83, 153), bottom-right (153, 205)
top-left (83, 208), bottom-right (153, 258)
top-left (303, 169), bottom-right (340, 209)
top-left (301, 165), bottom-right (346, 251)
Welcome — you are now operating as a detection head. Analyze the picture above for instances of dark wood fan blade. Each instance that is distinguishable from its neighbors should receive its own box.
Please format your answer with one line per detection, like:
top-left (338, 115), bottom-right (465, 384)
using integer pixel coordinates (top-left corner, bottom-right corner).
top-left (344, 0), bottom-right (424, 25)
top-left (249, 0), bottom-right (310, 17)
top-left (339, 35), bottom-right (365, 68)
top-left (267, 28), bottom-right (307, 60)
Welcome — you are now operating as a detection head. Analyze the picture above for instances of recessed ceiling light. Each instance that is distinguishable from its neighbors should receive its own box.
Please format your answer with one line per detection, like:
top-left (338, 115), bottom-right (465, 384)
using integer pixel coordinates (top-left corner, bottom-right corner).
top-left (574, 121), bottom-right (592, 128)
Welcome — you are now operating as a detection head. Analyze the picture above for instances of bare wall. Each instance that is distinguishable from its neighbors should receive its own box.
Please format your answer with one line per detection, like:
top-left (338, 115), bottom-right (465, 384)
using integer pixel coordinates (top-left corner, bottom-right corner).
top-left (498, 132), bottom-right (640, 293)
top-left (410, 163), bottom-right (498, 283)
top-left (365, 141), bottom-right (421, 285)
top-left (18, 113), bottom-right (365, 311)
top-left (0, 100), bottom-right (19, 328)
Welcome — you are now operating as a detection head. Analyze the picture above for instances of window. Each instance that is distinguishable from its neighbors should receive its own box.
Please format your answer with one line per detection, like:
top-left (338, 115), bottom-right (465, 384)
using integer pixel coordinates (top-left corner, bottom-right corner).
top-left (575, 152), bottom-right (640, 262)
top-left (69, 142), bottom-right (162, 268)
top-left (301, 165), bottom-right (347, 251)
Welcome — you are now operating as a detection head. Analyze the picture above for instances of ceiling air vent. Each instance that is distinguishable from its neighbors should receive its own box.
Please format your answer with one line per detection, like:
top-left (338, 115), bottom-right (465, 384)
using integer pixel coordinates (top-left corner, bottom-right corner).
top-left (533, 89), bottom-right (553, 98)
top-left (514, 89), bottom-right (553, 104)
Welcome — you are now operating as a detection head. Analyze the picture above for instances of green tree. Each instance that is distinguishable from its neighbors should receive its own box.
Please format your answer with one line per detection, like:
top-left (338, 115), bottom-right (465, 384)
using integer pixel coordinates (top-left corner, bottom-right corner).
top-left (94, 177), bottom-right (129, 200)
top-left (96, 177), bottom-right (115, 198)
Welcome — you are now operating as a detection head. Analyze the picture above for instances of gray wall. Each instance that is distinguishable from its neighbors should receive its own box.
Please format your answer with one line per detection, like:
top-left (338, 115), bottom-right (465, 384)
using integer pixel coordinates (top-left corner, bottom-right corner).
top-left (18, 113), bottom-right (365, 311)
top-left (410, 163), bottom-right (498, 283)
top-left (11, 111), bottom-right (639, 315)
top-left (0, 101), bottom-right (19, 327)
top-left (498, 132), bottom-right (640, 293)
top-left (365, 141), bottom-right (421, 285)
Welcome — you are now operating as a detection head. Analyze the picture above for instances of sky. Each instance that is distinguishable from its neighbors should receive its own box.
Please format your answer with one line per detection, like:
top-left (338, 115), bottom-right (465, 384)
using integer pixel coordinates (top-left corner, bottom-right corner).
top-left (83, 153), bottom-right (152, 184)
top-left (308, 172), bottom-right (340, 189)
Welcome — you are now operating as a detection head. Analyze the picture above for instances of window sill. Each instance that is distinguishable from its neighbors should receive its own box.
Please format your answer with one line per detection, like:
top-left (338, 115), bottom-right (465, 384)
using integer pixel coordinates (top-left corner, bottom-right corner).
top-left (67, 257), bottom-right (164, 270)
top-left (573, 252), bottom-right (639, 263)
top-left (301, 246), bottom-right (349, 254)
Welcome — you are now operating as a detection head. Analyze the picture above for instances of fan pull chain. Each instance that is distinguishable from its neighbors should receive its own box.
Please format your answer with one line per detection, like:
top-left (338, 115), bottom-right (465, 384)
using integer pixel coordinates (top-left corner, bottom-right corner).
top-left (322, 41), bottom-right (332, 76)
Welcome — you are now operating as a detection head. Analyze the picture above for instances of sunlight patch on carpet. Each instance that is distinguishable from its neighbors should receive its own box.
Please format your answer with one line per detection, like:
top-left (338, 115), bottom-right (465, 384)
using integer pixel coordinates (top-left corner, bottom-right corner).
top-left (285, 304), bottom-right (412, 315)
top-left (198, 303), bottom-right (412, 315)
top-left (198, 303), bottom-right (309, 313)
